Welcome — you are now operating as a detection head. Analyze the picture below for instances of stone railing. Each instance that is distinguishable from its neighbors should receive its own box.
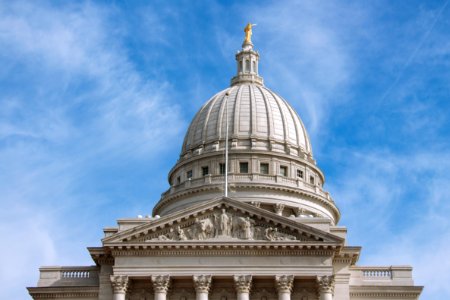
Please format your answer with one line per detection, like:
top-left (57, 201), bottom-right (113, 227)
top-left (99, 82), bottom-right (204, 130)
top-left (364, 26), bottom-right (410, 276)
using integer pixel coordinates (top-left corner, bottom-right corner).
top-left (166, 174), bottom-right (330, 199)
top-left (350, 266), bottom-right (414, 286)
top-left (37, 266), bottom-right (99, 287)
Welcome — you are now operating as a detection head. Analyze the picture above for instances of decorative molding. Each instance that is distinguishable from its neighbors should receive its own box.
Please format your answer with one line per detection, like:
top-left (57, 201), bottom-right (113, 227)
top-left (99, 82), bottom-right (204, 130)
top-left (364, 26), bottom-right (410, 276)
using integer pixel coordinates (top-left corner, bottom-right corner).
top-left (316, 275), bottom-right (334, 294)
top-left (234, 275), bottom-right (252, 293)
top-left (275, 275), bottom-right (294, 293)
top-left (193, 275), bottom-right (212, 293)
top-left (27, 287), bottom-right (98, 299)
top-left (110, 275), bottom-right (128, 294)
top-left (110, 248), bottom-right (336, 257)
top-left (152, 275), bottom-right (171, 293)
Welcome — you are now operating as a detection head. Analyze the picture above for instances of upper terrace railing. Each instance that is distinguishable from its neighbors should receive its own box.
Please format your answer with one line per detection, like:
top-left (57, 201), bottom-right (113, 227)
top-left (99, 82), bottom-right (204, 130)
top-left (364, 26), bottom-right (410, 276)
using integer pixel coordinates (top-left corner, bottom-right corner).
top-left (350, 266), bottom-right (414, 286)
top-left (164, 174), bottom-right (331, 200)
top-left (37, 266), bottom-right (99, 287)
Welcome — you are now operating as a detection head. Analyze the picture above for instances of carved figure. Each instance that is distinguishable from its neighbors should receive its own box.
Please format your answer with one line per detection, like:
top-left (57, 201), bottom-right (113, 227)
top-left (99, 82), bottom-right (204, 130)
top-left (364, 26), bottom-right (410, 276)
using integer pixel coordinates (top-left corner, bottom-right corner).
top-left (236, 216), bottom-right (254, 240)
top-left (216, 209), bottom-right (233, 236)
top-left (264, 227), bottom-right (296, 241)
top-left (176, 226), bottom-right (187, 240)
top-left (195, 218), bottom-right (214, 240)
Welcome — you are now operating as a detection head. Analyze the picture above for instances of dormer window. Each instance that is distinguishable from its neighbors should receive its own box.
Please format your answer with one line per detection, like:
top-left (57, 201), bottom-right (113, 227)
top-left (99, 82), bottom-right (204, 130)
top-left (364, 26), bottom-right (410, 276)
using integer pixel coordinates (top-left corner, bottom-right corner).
top-left (297, 169), bottom-right (304, 178)
top-left (187, 170), bottom-right (193, 179)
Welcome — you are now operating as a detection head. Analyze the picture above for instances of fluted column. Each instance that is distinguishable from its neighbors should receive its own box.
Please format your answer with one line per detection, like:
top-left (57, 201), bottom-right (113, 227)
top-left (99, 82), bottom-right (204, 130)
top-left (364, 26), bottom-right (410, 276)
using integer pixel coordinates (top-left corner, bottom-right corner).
top-left (234, 275), bottom-right (252, 300)
top-left (110, 275), bottom-right (128, 300)
top-left (152, 275), bottom-right (171, 300)
top-left (275, 275), bottom-right (294, 300)
top-left (193, 275), bottom-right (212, 300)
top-left (316, 275), bottom-right (334, 300)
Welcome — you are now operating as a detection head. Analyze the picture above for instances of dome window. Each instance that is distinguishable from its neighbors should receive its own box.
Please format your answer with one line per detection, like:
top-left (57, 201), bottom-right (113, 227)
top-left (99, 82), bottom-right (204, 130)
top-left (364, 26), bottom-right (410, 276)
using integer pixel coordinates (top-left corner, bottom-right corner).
top-left (297, 169), bottom-right (304, 178)
top-left (310, 176), bottom-right (315, 185)
top-left (239, 162), bottom-right (249, 173)
top-left (177, 176), bottom-right (181, 184)
top-left (280, 166), bottom-right (288, 177)
top-left (219, 163), bottom-right (226, 175)
top-left (186, 170), bottom-right (193, 179)
top-left (260, 163), bottom-right (269, 175)
top-left (202, 166), bottom-right (209, 176)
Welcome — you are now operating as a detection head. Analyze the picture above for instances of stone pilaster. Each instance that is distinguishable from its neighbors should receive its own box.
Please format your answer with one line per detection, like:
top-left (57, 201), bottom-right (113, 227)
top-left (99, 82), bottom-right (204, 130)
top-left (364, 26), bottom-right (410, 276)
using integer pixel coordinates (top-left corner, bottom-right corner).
top-left (110, 275), bottom-right (128, 300)
top-left (275, 275), bottom-right (294, 300)
top-left (193, 275), bottom-right (212, 300)
top-left (234, 275), bottom-right (252, 300)
top-left (152, 275), bottom-right (171, 300)
top-left (316, 275), bottom-right (335, 300)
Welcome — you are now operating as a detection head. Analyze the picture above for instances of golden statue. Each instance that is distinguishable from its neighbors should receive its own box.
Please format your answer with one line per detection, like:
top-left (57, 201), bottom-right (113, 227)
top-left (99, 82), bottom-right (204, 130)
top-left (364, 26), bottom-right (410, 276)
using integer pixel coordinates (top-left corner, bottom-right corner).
top-left (244, 23), bottom-right (253, 44)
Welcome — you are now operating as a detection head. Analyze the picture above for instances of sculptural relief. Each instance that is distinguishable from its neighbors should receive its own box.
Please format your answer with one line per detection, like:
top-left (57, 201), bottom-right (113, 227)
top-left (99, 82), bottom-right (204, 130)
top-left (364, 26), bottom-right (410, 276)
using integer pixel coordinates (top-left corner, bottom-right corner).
top-left (149, 208), bottom-right (298, 242)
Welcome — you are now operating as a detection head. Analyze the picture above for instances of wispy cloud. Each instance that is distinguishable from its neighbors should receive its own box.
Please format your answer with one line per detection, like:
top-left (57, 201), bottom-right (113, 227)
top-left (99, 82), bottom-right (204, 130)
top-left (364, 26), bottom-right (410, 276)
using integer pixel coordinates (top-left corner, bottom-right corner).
top-left (0, 1), bottom-right (184, 298)
top-left (328, 150), bottom-right (450, 298)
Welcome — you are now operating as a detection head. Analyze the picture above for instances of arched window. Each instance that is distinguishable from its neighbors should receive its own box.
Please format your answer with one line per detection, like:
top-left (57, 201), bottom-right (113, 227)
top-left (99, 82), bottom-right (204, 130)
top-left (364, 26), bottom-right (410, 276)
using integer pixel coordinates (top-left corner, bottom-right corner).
top-left (239, 60), bottom-right (243, 73)
top-left (245, 60), bottom-right (250, 73)
top-left (252, 61), bottom-right (256, 73)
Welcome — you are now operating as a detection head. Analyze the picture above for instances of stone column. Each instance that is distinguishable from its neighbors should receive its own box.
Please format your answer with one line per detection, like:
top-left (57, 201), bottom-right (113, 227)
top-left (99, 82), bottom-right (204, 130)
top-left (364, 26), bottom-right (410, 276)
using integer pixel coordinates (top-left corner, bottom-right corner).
top-left (152, 275), bottom-right (171, 300)
top-left (234, 275), bottom-right (252, 300)
top-left (316, 275), bottom-right (335, 300)
top-left (275, 275), bottom-right (294, 300)
top-left (193, 275), bottom-right (212, 300)
top-left (110, 275), bottom-right (128, 300)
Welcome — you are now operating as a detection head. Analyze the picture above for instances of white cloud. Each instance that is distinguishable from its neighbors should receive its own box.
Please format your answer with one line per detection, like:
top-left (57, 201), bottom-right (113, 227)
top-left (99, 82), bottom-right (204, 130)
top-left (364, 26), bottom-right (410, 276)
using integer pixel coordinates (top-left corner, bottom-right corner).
top-left (0, 2), bottom-right (184, 299)
top-left (328, 150), bottom-right (450, 299)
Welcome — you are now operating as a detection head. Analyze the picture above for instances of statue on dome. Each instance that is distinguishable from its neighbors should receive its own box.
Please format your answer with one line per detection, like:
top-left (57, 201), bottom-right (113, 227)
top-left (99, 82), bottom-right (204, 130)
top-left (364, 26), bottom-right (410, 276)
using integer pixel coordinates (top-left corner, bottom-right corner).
top-left (244, 23), bottom-right (256, 44)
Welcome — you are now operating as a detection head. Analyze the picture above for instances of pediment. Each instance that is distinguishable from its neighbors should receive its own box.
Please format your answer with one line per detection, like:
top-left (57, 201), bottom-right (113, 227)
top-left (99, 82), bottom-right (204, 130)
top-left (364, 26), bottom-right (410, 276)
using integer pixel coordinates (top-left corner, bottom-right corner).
top-left (103, 197), bottom-right (343, 246)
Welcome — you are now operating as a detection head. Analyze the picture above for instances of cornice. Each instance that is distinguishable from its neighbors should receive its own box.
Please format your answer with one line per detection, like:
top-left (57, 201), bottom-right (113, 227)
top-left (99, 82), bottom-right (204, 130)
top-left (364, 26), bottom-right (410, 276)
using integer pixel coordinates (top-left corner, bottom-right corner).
top-left (110, 247), bottom-right (336, 257)
top-left (349, 285), bottom-right (423, 298)
top-left (27, 286), bottom-right (98, 299)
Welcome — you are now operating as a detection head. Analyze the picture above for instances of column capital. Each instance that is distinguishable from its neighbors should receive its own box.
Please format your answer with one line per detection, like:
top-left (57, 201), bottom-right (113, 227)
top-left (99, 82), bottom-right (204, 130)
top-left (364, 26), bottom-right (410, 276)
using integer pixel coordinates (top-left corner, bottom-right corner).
top-left (316, 275), bottom-right (335, 294)
top-left (234, 275), bottom-right (252, 293)
top-left (152, 275), bottom-right (171, 293)
top-left (193, 275), bottom-right (212, 293)
top-left (275, 275), bottom-right (294, 293)
top-left (110, 275), bottom-right (129, 294)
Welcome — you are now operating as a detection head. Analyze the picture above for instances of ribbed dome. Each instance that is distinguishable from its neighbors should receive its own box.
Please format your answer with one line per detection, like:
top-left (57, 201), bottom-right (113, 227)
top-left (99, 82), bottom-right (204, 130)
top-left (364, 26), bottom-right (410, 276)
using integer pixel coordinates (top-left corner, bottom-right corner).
top-left (181, 84), bottom-right (312, 158)
top-left (154, 33), bottom-right (339, 224)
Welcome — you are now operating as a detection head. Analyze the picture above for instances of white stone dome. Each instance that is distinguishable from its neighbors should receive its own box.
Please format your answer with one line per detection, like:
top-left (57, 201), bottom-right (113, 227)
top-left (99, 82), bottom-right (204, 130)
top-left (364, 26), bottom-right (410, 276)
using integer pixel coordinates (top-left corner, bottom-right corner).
top-left (153, 40), bottom-right (340, 224)
top-left (181, 84), bottom-right (313, 158)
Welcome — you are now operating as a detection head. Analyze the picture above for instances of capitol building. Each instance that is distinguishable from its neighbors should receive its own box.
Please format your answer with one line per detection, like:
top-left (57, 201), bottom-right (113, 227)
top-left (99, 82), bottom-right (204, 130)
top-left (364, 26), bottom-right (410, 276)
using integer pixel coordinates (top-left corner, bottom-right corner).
top-left (28, 25), bottom-right (423, 300)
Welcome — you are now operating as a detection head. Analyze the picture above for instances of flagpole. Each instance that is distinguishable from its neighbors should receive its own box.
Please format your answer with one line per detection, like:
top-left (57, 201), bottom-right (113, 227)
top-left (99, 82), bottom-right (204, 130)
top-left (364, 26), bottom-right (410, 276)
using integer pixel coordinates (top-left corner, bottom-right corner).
top-left (224, 91), bottom-right (230, 197)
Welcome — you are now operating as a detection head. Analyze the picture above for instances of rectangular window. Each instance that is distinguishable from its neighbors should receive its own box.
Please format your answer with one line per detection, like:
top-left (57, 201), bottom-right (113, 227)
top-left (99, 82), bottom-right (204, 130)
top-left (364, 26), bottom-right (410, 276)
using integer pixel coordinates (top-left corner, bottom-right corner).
top-left (219, 163), bottom-right (226, 175)
top-left (177, 176), bottom-right (181, 184)
top-left (260, 163), bottom-right (269, 174)
top-left (310, 176), bottom-right (315, 184)
top-left (280, 166), bottom-right (288, 176)
top-left (239, 162), bottom-right (249, 173)
top-left (297, 169), bottom-right (303, 178)
top-left (202, 166), bottom-right (209, 176)
top-left (187, 170), bottom-right (193, 179)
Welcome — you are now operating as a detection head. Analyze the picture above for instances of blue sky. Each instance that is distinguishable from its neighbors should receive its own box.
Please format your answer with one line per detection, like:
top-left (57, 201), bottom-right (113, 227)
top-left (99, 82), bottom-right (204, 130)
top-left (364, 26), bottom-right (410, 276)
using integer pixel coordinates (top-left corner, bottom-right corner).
top-left (1, 0), bottom-right (449, 299)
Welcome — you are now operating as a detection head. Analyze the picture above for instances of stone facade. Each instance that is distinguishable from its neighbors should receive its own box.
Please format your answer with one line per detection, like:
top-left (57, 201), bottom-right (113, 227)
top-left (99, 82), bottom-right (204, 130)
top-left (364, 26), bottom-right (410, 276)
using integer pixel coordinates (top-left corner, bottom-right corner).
top-left (28, 27), bottom-right (423, 300)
